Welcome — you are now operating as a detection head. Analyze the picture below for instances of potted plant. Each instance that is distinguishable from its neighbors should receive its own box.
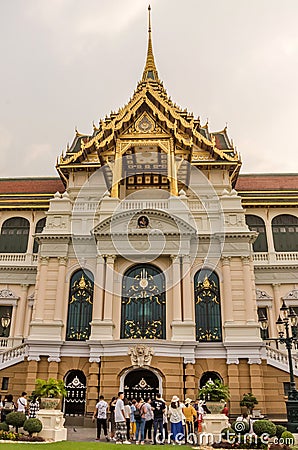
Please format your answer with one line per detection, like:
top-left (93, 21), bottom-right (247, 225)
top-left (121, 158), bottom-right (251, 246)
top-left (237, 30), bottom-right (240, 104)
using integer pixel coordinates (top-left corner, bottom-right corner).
top-left (240, 392), bottom-right (258, 414)
top-left (35, 378), bottom-right (67, 410)
top-left (198, 378), bottom-right (230, 414)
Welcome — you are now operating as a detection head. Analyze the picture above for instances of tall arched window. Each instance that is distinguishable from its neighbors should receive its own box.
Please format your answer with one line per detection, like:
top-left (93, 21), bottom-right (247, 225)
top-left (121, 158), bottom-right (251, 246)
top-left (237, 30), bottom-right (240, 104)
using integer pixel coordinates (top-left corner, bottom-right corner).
top-left (0, 217), bottom-right (30, 253)
top-left (66, 269), bottom-right (94, 341)
top-left (33, 218), bottom-right (46, 253)
top-left (245, 215), bottom-right (268, 252)
top-left (121, 264), bottom-right (166, 339)
top-left (194, 269), bottom-right (222, 342)
top-left (272, 215), bottom-right (298, 252)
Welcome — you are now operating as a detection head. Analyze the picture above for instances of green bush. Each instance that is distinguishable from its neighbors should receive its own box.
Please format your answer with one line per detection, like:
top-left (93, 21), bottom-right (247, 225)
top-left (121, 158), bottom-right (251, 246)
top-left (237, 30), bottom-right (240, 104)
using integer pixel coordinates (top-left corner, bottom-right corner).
top-left (240, 393), bottom-right (258, 414)
top-left (252, 419), bottom-right (276, 437)
top-left (221, 427), bottom-right (235, 441)
top-left (23, 418), bottom-right (43, 436)
top-left (280, 431), bottom-right (295, 446)
top-left (0, 422), bottom-right (9, 431)
top-left (5, 412), bottom-right (26, 431)
top-left (231, 420), bottom-right (250, 434)
top-left (275, 424), bottom-right (287, 438)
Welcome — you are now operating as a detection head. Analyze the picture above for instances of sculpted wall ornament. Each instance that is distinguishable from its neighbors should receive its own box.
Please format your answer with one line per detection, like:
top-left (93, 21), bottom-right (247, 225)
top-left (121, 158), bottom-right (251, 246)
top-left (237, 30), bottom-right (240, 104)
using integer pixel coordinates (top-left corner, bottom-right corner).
top-left (128, 344), bottom-right (154, 367)
top-left (256, 289), bottom-right (273, 300)
top-left (0, 289), bottom-right (18, 299)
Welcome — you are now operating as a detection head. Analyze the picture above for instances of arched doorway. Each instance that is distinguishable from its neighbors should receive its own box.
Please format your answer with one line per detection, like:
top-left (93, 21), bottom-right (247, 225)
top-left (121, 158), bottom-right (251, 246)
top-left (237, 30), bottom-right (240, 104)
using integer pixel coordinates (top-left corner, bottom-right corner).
top-left (123, 369), bottom-right (160, 401)
top-left (64, 370), bottom-right (87, 416)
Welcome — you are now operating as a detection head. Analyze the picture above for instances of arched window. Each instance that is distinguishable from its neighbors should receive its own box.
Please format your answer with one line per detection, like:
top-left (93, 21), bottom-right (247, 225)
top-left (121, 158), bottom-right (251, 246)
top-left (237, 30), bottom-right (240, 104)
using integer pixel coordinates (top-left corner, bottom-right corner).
top-left (0, 217), bottom-right (30, 253)
top-left (194, 269), bottom-right (222, 342)
top-left (33, 218), bottom-right (46, 253)
top-left (199, 371), bottom-right (223, 388)
top-left (245, 215), bottom-right (268, 252)
top-left (272, 215), bottom-right (298, 252)
top-left (121, 264), bottom-right (166, 339)
top-left (66, 269), bottom-right (94, 341)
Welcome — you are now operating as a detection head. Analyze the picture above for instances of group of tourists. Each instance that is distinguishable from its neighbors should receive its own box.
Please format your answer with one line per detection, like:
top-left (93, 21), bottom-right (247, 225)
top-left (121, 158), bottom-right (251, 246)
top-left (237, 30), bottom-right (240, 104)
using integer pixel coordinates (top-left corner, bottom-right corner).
top-left (93, 391), bottom-right (212, 444)
top-left (0, 392), bottom-right (40, 422)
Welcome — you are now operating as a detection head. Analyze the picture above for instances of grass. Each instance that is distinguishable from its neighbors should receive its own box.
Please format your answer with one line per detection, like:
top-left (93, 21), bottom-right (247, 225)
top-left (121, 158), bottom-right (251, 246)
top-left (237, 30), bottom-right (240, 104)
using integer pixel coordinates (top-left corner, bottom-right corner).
top-left (0, 443), bottom-right (166, 449)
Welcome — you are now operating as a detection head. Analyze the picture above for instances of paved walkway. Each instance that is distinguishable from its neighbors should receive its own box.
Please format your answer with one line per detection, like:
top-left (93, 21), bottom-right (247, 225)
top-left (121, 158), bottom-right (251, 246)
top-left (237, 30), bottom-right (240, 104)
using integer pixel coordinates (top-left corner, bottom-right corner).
top-left (67, 426), bottom-right (99, 442)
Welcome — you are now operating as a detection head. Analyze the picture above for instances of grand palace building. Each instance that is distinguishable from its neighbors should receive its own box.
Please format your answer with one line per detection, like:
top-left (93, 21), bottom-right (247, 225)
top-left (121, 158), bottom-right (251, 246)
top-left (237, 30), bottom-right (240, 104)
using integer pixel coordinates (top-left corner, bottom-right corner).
top-left (0, 8), bottom-right (297, 421)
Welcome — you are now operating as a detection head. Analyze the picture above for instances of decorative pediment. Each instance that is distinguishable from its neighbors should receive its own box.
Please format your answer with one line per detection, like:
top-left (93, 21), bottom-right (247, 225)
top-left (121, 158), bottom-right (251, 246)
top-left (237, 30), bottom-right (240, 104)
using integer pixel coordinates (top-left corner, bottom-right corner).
top-left (93, 209), bottom-right (196, 236)
top-left (256, 289), bottom-right (273, 300)
top-left (283, 290), bottom-right (298, 301)
top-left (0, 288), bottom-right (19, 306)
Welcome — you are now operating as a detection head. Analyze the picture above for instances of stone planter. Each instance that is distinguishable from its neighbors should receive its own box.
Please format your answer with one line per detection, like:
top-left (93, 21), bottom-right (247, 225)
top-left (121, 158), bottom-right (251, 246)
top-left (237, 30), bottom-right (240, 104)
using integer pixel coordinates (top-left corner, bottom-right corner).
top-left (205, 401), bottom-right (225, 414)
top-left (40, 398), bottom-right (60, 410)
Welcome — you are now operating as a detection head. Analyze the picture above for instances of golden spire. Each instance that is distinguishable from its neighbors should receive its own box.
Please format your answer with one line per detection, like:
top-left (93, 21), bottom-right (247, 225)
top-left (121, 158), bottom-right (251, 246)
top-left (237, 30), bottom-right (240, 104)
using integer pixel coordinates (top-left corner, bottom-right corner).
top-left (142, 5), bottom-right (160, 82)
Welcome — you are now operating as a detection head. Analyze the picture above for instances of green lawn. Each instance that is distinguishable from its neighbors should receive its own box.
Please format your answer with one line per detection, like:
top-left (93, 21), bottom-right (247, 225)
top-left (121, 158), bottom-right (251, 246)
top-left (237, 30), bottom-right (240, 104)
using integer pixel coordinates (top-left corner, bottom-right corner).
top-left (0, 444), bottom-right (172, 449)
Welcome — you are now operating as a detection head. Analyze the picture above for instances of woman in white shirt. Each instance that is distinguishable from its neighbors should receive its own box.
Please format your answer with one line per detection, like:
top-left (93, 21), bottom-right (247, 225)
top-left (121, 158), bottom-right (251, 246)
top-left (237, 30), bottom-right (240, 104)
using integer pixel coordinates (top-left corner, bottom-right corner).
top-left (168, 396), bottom-right (185, 444)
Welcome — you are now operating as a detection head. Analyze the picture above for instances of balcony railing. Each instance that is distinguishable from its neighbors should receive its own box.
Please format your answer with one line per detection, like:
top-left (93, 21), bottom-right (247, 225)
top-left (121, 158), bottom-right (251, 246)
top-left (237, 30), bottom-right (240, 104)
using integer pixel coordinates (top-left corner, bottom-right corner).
top-left (253, 252), bottom-right (298, 265)
top-left (266, 343), bottom-right (298, 376)
top-left (0, 253), bottom-right (38, 266)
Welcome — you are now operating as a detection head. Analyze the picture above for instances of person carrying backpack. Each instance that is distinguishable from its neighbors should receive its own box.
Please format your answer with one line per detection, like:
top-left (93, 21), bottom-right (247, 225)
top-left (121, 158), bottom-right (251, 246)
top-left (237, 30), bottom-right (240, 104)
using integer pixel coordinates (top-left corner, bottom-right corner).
top-left (135, 398), bottom-right (147, 445)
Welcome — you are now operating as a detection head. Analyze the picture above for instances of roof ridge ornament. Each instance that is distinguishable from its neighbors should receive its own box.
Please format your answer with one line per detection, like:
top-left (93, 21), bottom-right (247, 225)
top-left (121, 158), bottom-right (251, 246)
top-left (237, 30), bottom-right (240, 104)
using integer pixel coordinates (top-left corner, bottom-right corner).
top-left (142, 5), bottom-right (160, 83)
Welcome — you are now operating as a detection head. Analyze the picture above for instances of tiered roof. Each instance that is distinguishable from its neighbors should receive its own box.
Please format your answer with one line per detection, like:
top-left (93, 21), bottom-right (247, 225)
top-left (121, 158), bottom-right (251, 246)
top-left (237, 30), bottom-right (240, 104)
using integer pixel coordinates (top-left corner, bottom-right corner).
top-left (57, 6), bottom-right (240, 186)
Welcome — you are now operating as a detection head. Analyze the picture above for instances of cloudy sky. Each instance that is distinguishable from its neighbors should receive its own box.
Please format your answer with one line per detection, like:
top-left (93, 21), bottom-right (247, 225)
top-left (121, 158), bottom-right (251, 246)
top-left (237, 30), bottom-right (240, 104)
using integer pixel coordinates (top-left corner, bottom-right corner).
top-left (0, 0), bottom-right (298, 177)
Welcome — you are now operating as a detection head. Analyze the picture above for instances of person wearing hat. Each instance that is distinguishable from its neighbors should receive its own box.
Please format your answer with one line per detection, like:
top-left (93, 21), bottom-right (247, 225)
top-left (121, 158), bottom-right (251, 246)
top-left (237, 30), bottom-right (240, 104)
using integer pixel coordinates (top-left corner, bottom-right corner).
top-left (197, 400), bottom-right (206, 433)
top-left (168, 396), bottom-right (184, 444)
top-left (182, 399), bottom-right (197, 442)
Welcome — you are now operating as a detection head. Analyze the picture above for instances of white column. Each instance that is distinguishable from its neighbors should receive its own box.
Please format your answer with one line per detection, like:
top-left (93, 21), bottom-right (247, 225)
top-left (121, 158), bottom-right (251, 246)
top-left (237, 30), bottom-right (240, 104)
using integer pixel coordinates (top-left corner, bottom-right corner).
top-left (171, 255), bottom-right (182, 322)
top-left (14, 284), bottom-right (29, 339)
top-left (182, 256), bottom-right (193, 322)
top-left (272, 283), bottom-right (281, 338)
top-left (92, 255), bottom-right (105, 321)
top-left (221, 257), bottom-right (233, 323)
top-left (242, 256), bottom-right (257, 322)
top-left (54, 257), bottom-right (68, 321)
top-left (33, 256), bottom-right (49, 321)
top-left (103, 255), bottom-right (115, 321)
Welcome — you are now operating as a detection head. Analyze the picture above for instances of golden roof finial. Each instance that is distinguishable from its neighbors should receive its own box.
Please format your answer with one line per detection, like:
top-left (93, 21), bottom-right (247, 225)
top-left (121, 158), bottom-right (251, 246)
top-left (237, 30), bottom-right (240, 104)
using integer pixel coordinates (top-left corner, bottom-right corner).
top-left (142, 5), bottom-right (160, 82)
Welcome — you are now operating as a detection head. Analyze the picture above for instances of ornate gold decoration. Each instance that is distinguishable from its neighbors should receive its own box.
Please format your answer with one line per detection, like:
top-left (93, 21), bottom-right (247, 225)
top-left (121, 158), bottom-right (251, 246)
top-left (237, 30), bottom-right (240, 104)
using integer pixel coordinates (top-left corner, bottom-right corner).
top-left (136, 113), bottom-right (154, 133)
top-left (142, 5), bottom-right (159, 83)
top-left (128, 344), bottom-right (154, 367)
top-left (70, 273), bottom-right (93, 305)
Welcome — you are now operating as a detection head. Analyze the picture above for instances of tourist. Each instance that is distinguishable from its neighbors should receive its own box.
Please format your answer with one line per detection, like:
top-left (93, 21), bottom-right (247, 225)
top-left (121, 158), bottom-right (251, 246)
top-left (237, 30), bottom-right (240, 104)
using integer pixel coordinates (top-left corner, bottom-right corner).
top-left (17, 392), bottom-right (27, 413)
top-left (144, 397), bottom-right (154, 442)
top-left (221, 403), bottom-right (229, 417)
top-left (115, 391), bottom-right (131, 444)
top-left (135, 398), bottom-right (147, 445)
top-left (168, 396), bottom-right (184, 444)
top-left (182, 398), bottom-right (197, 442)
top-left (1, 395), bottom-right (15, 422)
top-left (151, 392), bottom-right (166, 445)
top-left (130, 399), bottom-right (137, 440)
top-left (92, 395), bottom-right (109, 441)
top-left (28, 395), bottom-right (40, 418)
top-left (109, 397), bottom-right (117, 439)
top-left (124, 398), bottom-right (131, 441)
top-left (197, 400), bottom-right (205, 433)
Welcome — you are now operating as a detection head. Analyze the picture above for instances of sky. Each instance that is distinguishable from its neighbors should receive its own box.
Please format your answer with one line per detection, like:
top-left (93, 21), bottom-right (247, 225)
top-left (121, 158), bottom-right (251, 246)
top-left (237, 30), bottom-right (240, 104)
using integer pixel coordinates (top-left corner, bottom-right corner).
top-left (0, 0), bottom-right (298, 178)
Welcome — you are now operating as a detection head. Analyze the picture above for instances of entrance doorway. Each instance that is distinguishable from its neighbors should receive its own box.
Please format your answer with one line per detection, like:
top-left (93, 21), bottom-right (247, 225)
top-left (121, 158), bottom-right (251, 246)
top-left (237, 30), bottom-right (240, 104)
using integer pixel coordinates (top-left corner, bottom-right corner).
top-left (64, 370), bottom-right (86, 416)
top-left (124, 369), bottom-right (160, 401)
